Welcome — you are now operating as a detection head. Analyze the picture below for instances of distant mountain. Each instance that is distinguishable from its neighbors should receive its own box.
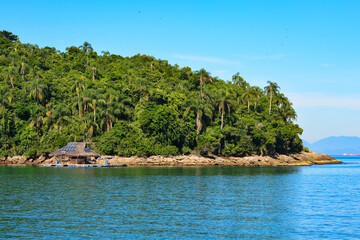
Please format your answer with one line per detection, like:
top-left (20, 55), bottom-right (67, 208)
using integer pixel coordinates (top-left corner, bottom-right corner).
top-left (304, 136), bottom-right (360, 155)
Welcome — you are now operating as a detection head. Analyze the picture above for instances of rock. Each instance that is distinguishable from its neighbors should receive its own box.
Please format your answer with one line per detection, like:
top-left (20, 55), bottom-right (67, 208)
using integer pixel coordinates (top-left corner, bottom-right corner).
top-left (7, 156), bottom-right (27, 164)
top-left (0, 151), bottom-right (342, 166)
top-left (37, 154), bottom-right (47, 163)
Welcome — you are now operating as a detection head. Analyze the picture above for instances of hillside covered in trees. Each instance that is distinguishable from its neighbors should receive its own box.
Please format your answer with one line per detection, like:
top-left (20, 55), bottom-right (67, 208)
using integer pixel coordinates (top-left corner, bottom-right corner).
top-left (0, 30), bottom-right (304, 158)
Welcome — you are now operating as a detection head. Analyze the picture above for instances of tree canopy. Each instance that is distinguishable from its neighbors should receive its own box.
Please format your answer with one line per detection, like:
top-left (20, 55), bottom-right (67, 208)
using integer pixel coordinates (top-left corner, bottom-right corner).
top-left (0, 30), bottom-right (304, 158)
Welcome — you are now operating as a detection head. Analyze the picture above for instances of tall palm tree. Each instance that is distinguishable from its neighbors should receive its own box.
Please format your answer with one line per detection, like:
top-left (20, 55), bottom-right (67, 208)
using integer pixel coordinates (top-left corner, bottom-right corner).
top-left (83, 89), bottom-right (105, 124)
top-left (197, 68), bottom-right (212, 88)
top-left (134, 79), bottom-right (149, 103)
top-left (72, 77), bottom-right (87, 118)
top-left (216, 89), bottom-right (233, 129)
top-left (264, 81), bottom-right (280, 115)
top-left (80, 41), bottom-right (93, 54)
top-left (92, 67), bottom-right (96, 81)
top-left (186, 97), bottom-right (213, 136)
top-left (3, 66), bottom-right (16, 88)
top-left (19, 62), bottom-right (29, 81)
top-left (276, 93), bottom-right (297, 122)
top-left (47, 104), bottom-right (72, 133)
top-left (215, 88), bottom-right (234, 154)
top-left (28, 78), bottom-right (48, 104)
top-left (104, 90), bottom-right (119, 132)
top-left (0, 87), bottom-right (13, 123)
top-left (31, 66), bottom-right (42, 80)
top-left (232, 72), bottom-right (248, 88)
top-left (196, 69), bottom-right (212, 97)
top-left (241, 85), bottom-right (253, 113)
top-left (251, 86), bottom-right (263, 111)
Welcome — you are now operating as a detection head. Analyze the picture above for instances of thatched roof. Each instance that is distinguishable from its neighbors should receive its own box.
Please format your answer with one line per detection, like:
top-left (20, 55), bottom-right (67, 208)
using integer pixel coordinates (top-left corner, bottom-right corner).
top-left (49, 142), bottom-right (100, 158)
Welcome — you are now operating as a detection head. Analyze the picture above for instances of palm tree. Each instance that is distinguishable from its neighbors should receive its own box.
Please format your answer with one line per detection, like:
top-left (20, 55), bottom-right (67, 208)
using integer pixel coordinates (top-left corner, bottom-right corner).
top-left (264, 81), bottom-right (280, 115)
top-left (0, 86), bottom-right (14, 136)
top-left (0, 87), bottom-right (13, 122)
top-left (72, 77), bottom-right (87, 118)
top-left (241, 85), bottom-right (253, 113)
top-left (92, 67), bottom-right (96, 81)
top-left (197, 68), bottom-right (212, 87)
top-left (175, 81), bottom-right (186, 91)
top-left (251, 86), bottom-right (263, 111)
top-left (215, 88), bottom-right (234, 154)
top-left (104, 90), bottom-right (119, 132)
top-left (276, 93), bottom-right (297, 122)
top-left (135, 79), bottom-right (149, 103)
top-left (31, 66), bottom-right (42, 80)
top-left (186, 97), bottom-right (213, 136)
top-left (195, 69), bottom-right (212, 97)
top-left (216, 89), bottom-right (233, 129)
top-left (49, 104), bottom-right (72, 133)
top-left (80, 41), bottom-right (93, 54)
top-left (232, 72), bottom-right (248, 88)
top-left (19, 62), bottom-right (29, 80)
top-left (28, 78), bottom-right (48, 104)
top-left (83, 89), bottom-right (105, 124)
top-left (3, 66), bottom-right (16, 88)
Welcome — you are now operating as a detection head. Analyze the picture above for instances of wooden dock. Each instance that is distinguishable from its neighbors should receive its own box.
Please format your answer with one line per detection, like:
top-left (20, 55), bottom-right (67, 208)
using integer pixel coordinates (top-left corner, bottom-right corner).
top-left (42, 164), bottom-right (127, 168)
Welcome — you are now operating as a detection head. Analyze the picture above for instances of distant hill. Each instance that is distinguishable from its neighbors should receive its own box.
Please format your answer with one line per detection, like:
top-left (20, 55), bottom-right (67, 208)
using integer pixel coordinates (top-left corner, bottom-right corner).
top-left (304, 136), bottom-right (360, 155)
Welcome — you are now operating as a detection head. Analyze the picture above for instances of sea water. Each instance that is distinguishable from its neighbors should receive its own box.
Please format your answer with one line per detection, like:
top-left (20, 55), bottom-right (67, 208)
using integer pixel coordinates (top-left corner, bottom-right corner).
top-left (0, 156), bottom-right (359, 239)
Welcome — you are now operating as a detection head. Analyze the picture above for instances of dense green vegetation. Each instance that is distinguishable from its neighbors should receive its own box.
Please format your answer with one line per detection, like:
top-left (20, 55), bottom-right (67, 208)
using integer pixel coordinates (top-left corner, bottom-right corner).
top-left (0, 30), bottom-right (303, 158)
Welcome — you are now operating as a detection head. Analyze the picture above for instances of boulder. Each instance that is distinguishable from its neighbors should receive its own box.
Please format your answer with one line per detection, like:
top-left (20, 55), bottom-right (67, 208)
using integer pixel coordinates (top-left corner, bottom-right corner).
top-left (7, 156), bottom-right (27, 164)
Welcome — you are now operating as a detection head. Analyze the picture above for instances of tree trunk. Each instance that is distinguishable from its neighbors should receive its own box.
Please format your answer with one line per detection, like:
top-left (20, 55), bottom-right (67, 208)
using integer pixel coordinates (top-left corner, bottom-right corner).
top-left (269, 93), bottom-right (272, 114)
top-left (200, 75), bottom-right (203, 97)
top-left (218, 110), bottom-right (225, 155)
top-left (221, 109), bottom-right (224, 129)
top-left (93, 104), bottom-right (96, 123)
top-left (77, 93), bottom-right (81, 118)
top-left (196, 111), bottom-right (202, 134)
top-left (36, 86), bottom-right (39, 103)
top-left (92, 67), bottom-right (96, 81)
top-left (106, 111), bottom-right (109, 132)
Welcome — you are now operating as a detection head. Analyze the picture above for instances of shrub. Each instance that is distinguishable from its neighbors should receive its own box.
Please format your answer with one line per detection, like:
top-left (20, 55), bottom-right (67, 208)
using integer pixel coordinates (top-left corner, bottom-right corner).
top-left (181, 146), bottom-right (192, 155)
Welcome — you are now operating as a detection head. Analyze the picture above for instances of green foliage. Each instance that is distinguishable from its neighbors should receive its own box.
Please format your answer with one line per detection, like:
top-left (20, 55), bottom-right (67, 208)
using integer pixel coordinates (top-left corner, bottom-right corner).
top-left (97, 121), bottom-right (179, 156)
top-left (18, 125), bottom-right (39, 158)
top-left (196, 127), bottom-right (222, 156)
top-left (0, 30), bottom-right (304, 158)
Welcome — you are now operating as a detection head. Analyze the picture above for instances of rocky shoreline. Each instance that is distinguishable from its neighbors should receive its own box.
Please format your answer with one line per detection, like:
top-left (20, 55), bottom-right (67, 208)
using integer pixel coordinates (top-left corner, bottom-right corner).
top-left (0, 151), bottom-right (342, 167)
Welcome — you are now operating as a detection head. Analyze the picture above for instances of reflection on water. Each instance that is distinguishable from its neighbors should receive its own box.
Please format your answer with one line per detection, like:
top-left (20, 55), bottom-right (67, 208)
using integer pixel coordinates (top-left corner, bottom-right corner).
top-left (0, 160), bottom-right (359, 239)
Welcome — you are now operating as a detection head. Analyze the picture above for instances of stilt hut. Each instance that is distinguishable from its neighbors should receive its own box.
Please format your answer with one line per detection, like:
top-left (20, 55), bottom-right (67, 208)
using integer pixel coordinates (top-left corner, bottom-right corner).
top-left (49, 142), bottom-right (100, 164)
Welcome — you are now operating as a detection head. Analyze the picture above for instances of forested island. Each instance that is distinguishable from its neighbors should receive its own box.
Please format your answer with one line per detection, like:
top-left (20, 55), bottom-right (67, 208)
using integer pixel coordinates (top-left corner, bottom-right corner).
top-left (0, 30), bottom-right (305, 160)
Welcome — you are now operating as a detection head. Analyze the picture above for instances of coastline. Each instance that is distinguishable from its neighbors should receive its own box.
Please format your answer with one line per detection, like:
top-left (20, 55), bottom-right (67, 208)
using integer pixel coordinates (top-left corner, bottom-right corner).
top-left (0, 151), bottom-right (342, 167)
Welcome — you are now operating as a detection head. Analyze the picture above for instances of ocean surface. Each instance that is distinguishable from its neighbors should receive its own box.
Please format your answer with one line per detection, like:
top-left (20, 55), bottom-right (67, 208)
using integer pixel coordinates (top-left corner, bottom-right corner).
top-left (1, 156), bottom-right (359, 239)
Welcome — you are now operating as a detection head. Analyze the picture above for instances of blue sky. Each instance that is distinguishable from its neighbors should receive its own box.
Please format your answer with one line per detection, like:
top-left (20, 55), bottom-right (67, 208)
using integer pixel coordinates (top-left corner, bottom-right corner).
top-left (1, 0), bottom-right (360, 143)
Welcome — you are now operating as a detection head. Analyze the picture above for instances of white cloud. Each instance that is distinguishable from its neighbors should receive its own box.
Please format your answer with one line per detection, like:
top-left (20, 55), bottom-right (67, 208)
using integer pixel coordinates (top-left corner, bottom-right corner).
top-left (288, 92), bottom-right (360, 111)
top-left (234, 54), bottom-right (286, 60)
top-left (251, 54), bottom-right (286, 60)
top-left (173, 54), bottom-right (241, 65)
